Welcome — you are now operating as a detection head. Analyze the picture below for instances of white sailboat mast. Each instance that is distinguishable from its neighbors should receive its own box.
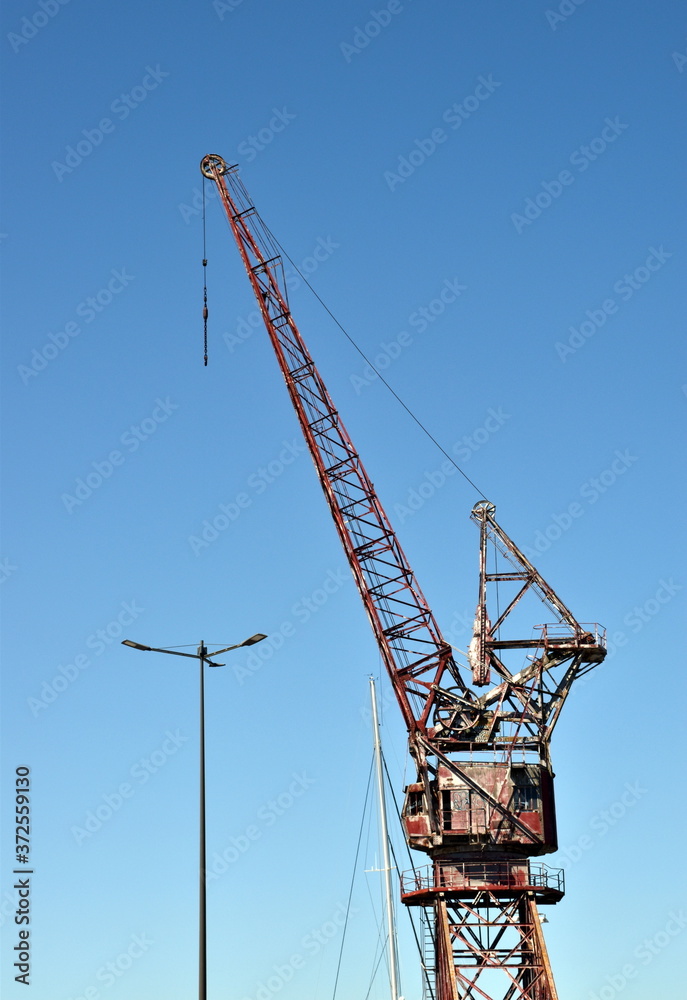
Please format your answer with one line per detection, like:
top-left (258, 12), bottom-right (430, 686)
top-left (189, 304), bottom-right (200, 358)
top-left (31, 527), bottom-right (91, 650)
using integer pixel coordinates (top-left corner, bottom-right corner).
top-left (369, 675), bottom-right (401, 1000)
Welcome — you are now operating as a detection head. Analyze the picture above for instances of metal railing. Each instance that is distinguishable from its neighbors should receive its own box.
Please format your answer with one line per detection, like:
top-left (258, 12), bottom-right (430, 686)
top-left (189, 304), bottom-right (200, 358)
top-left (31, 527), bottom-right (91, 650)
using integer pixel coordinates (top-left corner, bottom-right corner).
top-left (537, 622), bottom-right (606, 648)
top-left (401, 861), bottom-right (565, 895)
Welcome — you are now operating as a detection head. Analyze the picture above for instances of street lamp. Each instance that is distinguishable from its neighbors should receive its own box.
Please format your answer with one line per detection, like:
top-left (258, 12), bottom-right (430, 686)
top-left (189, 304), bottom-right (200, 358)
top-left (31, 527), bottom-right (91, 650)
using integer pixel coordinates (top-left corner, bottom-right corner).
top-left (122, 633), bottom-right (267, 1000)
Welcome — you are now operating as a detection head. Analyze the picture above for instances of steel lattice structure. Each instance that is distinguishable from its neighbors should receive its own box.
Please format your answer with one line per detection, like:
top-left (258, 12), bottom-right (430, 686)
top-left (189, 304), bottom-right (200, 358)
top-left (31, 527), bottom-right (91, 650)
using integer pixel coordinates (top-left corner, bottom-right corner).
top-left (202, 154), bottom-right (607, 1000)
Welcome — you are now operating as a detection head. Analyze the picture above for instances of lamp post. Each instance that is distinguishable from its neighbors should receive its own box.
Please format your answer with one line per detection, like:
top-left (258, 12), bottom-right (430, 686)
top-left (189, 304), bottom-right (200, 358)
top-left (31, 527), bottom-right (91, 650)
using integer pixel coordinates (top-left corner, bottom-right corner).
top-left (122, 633), bottom-right (267, 1000)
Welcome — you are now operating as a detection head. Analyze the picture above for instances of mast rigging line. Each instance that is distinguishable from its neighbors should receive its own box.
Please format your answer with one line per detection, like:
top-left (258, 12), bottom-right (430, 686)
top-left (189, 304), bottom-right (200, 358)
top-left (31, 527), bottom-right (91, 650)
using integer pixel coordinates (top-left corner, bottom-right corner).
top-left (363, 945), bottom-right (392, 1000)
top-left (331, 756), bottom-right (375, 1000)
top-left (380, 747), bottom-right (430, 996)
top-left (381, 753), bottom-right (420, 879)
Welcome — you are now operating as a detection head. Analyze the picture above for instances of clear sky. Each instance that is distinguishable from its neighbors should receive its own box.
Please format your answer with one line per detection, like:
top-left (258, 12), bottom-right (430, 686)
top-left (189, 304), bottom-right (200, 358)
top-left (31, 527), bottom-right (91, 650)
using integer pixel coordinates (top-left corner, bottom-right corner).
top-left (1, 1), bottom-right (686, 998)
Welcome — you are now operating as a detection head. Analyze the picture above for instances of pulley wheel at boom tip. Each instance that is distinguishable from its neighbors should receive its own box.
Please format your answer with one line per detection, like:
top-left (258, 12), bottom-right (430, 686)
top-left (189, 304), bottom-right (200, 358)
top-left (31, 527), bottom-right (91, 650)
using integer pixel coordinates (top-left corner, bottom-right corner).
top-left (200, 154), bottom-right (229, 178)
top-left (472, 500), bottom-right (496, 519)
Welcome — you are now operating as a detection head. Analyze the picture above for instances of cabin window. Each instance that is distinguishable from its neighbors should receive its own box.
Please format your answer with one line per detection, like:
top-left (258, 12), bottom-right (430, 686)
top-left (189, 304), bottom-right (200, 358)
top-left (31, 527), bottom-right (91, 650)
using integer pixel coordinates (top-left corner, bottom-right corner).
top-left (408, 790), bottom-right (425, 815)
top-left (442, 790), bottom-right (453, 829)
top-left (514, 784), bottom-right (539, 812)
top-left (512, 765), bottom-right (541, 812)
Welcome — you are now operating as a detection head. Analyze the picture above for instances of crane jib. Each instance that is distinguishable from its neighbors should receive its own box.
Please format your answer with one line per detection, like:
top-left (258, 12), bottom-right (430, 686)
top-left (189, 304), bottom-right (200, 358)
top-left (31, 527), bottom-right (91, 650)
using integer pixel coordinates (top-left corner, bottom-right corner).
top-left (201, 154), bottom-right (472, 736)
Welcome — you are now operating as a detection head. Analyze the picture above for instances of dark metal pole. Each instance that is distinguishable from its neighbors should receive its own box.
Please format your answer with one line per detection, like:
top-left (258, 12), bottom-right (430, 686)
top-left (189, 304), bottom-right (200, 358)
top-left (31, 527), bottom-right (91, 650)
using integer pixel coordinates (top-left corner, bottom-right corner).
top-left (121, 634), bottom-right (267, 999)
top-left (198, 641), bottom-right (207, 1000)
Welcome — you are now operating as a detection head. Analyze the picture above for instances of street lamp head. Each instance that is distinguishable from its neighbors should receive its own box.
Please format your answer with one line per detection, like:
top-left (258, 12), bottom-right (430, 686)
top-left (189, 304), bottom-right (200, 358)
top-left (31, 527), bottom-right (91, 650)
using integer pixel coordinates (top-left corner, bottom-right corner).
top-left (122, 640), bottom-right (152, 651)
top-left (242, 633), bottom-right (268, 646)
top-left (211, 634), bottom-right (268, 657)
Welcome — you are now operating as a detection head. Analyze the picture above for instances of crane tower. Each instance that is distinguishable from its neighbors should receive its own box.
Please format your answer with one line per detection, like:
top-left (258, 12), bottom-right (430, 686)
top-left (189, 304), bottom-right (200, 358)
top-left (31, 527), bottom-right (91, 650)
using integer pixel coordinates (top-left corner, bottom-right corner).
top-left (201, 153), bottom-right (607, 1000)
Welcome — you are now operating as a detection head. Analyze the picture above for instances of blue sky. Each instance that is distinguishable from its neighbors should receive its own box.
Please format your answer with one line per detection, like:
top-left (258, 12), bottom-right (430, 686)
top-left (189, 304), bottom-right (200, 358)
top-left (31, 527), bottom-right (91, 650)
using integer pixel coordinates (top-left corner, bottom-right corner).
top-left (1, 1), bottom-right (686, 998)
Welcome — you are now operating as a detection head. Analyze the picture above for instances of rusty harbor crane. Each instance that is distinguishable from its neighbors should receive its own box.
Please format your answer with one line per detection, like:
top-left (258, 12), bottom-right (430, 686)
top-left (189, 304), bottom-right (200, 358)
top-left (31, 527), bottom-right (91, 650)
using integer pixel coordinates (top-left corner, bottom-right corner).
top-left (201, 153), bottom-right (607, 1000)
